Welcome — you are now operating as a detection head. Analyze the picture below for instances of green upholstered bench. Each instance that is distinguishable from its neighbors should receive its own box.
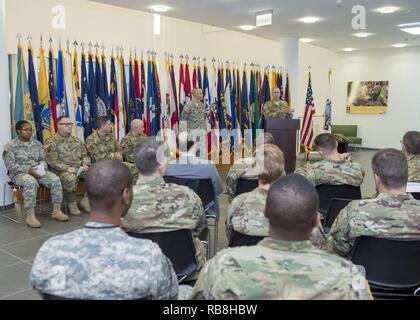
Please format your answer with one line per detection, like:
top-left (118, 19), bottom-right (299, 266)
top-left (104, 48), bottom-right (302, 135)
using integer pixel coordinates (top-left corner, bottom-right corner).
top-left (331, 125), bottom-right (362, 148)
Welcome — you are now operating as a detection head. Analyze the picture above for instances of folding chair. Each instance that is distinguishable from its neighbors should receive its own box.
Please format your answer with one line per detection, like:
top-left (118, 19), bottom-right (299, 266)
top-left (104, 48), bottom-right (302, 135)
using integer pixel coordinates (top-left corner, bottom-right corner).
top-left (235, 178), bottom-right (259, 197)
top-left (316, 184), bottom-right (361, 216)
top-left (351, 236), bottom-right (420, 299)
top-left (2, 181), bottom-right (23, 224)
top-left (323, 198), bottom-right (352, 233)
top-left (128, 229), bottom-right (198, 284)
top-left (228, 230), bottom-right (264, 248)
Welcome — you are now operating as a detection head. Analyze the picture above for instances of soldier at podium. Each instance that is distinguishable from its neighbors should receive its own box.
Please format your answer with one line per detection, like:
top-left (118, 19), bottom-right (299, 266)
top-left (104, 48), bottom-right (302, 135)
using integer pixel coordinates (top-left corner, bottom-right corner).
top-left (263, 88), bottom-right (294, 120)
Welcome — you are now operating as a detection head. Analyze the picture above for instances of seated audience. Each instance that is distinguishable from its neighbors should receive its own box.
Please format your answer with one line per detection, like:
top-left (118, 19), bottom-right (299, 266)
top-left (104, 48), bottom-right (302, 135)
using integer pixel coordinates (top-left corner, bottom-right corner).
top-left (401, 131), bottom-right (420, 182)
top-left (295, 133), bottom-right (364, 187)
top-left (120, 119), bottom-right (148, 164)
top-left (326, 149), bottom-right (420, 257)
top-left (191, 174), bottom-right (372, 300)
top-left (30, 160), bottom-right (179, 300)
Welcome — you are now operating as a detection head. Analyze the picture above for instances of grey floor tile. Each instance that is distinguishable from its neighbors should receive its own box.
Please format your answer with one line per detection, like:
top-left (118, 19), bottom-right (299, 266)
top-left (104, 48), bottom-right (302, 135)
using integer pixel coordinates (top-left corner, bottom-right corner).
top-left (1, 236), bottom-right (51, 261)
top-left (2, 288), bottom-right (42, 300)
top-left (0, 226), bottom-right (48, 247)
top-left (0, 262), bottom-right (32, 298)
top-left (36, 215), bottom-right (87, 235)
top-left (0, 250), bottom-right (21, 269)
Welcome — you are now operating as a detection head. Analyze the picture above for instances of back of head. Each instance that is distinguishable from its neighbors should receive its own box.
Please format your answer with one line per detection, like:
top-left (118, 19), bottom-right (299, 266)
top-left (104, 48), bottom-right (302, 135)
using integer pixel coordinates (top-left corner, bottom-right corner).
top-left (86, 160), bottom-right (133, 212)
top-left (256, 132), bottom-right (276, 147)
top-left (403, 131), bottom-right (420, 155)
top-left (258, 144), bottom-right (285, 184)
top-left (314, 133), bottom-right (337, 153)
top-left (372, 148), bottom-right (408, 189)
top-left (135, 137), bottom-right (168, 175)
top-left (266, 174), bottom-right (319, 237)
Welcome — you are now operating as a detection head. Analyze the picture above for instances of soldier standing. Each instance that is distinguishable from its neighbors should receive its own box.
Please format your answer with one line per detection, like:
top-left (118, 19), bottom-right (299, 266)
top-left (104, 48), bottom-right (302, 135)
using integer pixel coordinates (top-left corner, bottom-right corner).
top-left (179, 87), bottom-right (207, 132)
top-left (3, 121), bottom-right (68, 228)
top-left (45, 116), bottom-right (91, 216)
top-left (263, 87), bottom-right (294, 120)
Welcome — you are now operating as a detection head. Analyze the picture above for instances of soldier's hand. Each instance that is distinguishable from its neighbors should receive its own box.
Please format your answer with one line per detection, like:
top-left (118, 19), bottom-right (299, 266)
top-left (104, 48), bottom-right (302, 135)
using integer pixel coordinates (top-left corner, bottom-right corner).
top-left (67, 167), bottom-right (77, 174)
top-left (28, 168), bottom-right (40, 178)
top-left (339, 153), bottom-right (351, 161)
top-left (82, 165), bottom-right (89, 172)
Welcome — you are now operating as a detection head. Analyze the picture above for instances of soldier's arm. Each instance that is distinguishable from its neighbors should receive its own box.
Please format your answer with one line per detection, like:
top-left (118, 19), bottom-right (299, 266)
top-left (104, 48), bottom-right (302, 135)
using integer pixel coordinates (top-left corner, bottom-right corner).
top-left (225, 166), bottom-right (245, 200)
top-left (120, 137), bottom-right (132, 163)
top-left (80, 141), bottom-right (91, 167)
top-left (226, 196), bottom-right (243, 239)
top-left (325, 203), bottom-right (353, 257)
top-left (2, 143), bottom-right (31, 176)
top-left (37, 143), bottom-right (48, 170)
top-left (295, 166), bottom-right (316, 185)
top-left (189, 190), bottom-right (207, 236)
top-left (85, 137), bottom-right (102, 162)
top-left (179, 104), bottom-right (191, 122)
top-left (190, 261), bottom-right (216, 300)
top-left (44, 140), bottom-right (70, 172)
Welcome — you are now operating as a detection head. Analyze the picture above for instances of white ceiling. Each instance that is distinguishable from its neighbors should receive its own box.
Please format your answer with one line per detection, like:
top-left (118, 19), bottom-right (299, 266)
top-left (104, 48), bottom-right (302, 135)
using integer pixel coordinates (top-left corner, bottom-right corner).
top-left (91, 0), bottom-right (420, 51)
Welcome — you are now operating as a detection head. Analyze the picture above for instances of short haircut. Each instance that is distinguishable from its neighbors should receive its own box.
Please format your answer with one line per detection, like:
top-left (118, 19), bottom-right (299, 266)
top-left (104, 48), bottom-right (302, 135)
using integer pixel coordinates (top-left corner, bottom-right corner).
top-left (96, 116), bottom-right (111, 130)
top-left (134, 137), bottom-right (167, 175)
top-left (403, 131), bottom-right (420, 155)
top-left (266, 174), bottom-right (319, 235)
top-left (256, 132), bottom-right (276, 146)
top-left (314, 133), bottom-right (337, 152)
top-left (85, 160), bottom-right (133, 211)
top-left (57, 116), bottom-right (69, 124)
top-left (15, 120), bottom-right (31, 133)
top-left (372, 149), bottom-right (408, 189)
top-left (258, 144), bottom-right (285, 184)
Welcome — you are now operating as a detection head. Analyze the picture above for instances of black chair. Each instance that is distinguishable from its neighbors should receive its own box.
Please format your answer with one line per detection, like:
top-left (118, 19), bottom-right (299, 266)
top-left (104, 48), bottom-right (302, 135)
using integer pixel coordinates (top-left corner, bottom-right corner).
top-left (164, 176), bottom-right (218, 254)
top-left (235, 178), bottom-right (259, 197)
top-left (316, 184), bottom-right (361, 215)
top-left (228, 230), bottom-right (264, 248)
top-left (350, 236), bottom-right (420, 299)
top-left (323, 198), bottom-right (352, 233)
top-left (128, 229), bottom-right (198, 283)
top-left (411, 192), bottom-right (420, 200)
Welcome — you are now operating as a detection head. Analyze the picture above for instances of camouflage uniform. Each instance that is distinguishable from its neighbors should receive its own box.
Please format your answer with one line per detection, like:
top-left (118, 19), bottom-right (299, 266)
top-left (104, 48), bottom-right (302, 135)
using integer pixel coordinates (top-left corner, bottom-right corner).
top-left (263, 100), bottom-right (292, 119)
top-left (225, 157), bottom-right (258, 201)
top-left (295, 159), bottom-right (364, 187)
top-left (407, 155), bottom-right (420, 182)
top-left (120, 132), bottom-right (148, 164)
top-left (44, 134), bottom-right (91, 202)
top-left (191, 238), bottom-right (372, 300)
top-left (180, 100), bottom-right (206, 131)
top-left (85, 132), bottom-right (138, 179)
top-left (121, 176), bottom-right (207, 275)
top-left (30, 222), bottom-right (178, 300)
top-left (3, 138), bottom-right (62, 209)
top-left (325, 193), bottom-right (420, 257)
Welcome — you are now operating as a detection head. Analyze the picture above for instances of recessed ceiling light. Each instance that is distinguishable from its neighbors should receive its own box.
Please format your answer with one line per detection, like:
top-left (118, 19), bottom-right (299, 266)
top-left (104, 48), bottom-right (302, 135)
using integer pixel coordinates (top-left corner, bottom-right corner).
top-left (238, 25), bottom-right (256, 31)
top-left (298, 17), bottom-right (322, 24)
top-left (256, 10), bottom-right (273, 27)
top-left (342, 48), bottom-right (355, 52)
top-left (149, 5), bottom-right (171, 12)
top-left (375, 6), bottom-right (400, 14)
top-left (300, 38), bottom-right (314, 43)
top-left (393, 43), bottom-right (407, 48)
top-left (353, 32), bottom-right (373, 38)
top-left (400, 27), bottom-right (420, 35)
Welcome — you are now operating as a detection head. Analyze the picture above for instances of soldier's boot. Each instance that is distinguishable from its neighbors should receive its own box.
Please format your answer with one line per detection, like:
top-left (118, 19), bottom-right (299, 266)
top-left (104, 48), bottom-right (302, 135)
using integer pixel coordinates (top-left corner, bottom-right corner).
top-left (79, 195), bottom-right (91, 213)
top-left (25, 208), bottom-right (42, 228)
top-left (68, 202), bottom-right (81, 216)
top-left (51, 203), bottom-right (69, 222)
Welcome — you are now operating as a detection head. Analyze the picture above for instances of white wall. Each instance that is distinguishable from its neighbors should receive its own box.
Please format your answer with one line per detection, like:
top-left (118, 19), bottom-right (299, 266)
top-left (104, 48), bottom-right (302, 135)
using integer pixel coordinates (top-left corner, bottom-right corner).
top-left (333, 46), bottom-right (420, 149)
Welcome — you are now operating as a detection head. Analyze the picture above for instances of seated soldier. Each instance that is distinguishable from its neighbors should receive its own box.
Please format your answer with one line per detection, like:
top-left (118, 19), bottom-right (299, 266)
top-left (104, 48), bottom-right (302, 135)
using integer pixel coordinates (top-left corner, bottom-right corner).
top-left (401, 131), bottom-right (420, 182)
top-left (30, 160), bottom-right (180, 300)
top-left (2, 120), bottom-right (68, 228)
top-left (120, 119), bottom-right (148, 164)
top-left (326, 149), bottom-right (420, 257)
top-left (45, 116), bottom-right (91, 216)
top-left (226, 144), bottom-right (285, 238)
top-left (121, 138), bottom-right (207, 279)
top-left (295, 133), bottom-right (365, 187)
top-left (191, 174), bottom-right (372, 300)
top-left (225, 132), bottom-right (276, 201)
top-left (85, 116), bottom-right (138, 181)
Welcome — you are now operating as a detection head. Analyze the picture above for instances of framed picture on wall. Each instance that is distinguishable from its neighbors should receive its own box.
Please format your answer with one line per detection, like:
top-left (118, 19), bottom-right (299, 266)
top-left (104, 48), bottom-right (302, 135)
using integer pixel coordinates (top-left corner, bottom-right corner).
top-left (347, 81), bottom-right (388, 114)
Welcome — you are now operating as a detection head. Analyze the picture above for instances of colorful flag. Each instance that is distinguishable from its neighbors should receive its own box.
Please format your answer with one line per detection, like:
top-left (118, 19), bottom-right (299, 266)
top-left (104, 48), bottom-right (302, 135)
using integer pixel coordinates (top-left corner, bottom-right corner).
top-left (88, 53), bottom-right (96, 129)
top-left (72, 49), bottom-right (84, 141)
top-left (271, 68), bottom-right (277, 98)
top-left (179, 62), bottom-right (186, 116)
top-left (250, 67), bottom-right (259, 143)
top-left (224, 67), bottom-right (233, 130)
top-left (56, 48), bottom-right (68, 117)
top-left (147, 59), bottom-right (156, 135)
top-left (277, 70), bottom-right (284, 99)
top-left (192, 63), bottom-right (197, 89)
top-left (81, 53), bottom-right (93, 139)
top-left (140, 59), bottom-right (147, 135)
top-left (184, 61), bottom-right (192, 107)
top-left (101, 54), bottom-right (110, 117)
top-left (38, 46), bottom-right (53, 141)
top-left (116, 54), bottom-right (126, 141)
top-left (197, 62), bottom-right (202, 90)
top-left (120, 54), bottom-right (129, 134)
top-left (169, 59), bottom-right (179, 132)
top-left (64, 49), bottom-right (76, 136)
top-left (324, 68), bottom-right (333, 131)
top-left (240, 68), bottom-right (250, 135)
top-left (109, 55), bottom-right (121, 141)
top-left (284, 72), bottom-right (291, 105)
top-left (95, 54), bottom-right (107, 118)
top-left (15, 44), bottom-right (34, 135)
top-left (301, 72), bottom-right (316, 149)
top-left (128, 57), bottom-right (136, 131)
top-left (153, 59), bottom-right (162, 135)
top-left (27, 45), bottom-right (42, 142)
top-left (134, 58), bottom-right (143, 120)
top-left (48, 48), bottom-right (58, 132)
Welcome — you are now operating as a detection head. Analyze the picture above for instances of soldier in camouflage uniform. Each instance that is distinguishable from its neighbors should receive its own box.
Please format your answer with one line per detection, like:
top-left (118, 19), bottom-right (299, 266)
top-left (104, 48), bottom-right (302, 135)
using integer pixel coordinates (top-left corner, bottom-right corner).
top-left (120, 119), bottom-right (148, 164)
top-left (85, 116), bottom-right (138, 181)
top-left (226, 144), bottom-right (285, 237)
top-left (30, 160), bottom-right (183, 300)
top-left (402, 131), bottom-right (420, 182)
top-left (179, 88), bottom-right (206, 131)
top-left (2, 121), bottom-right (68, 228)
top-left (263, 87), bottom-right (294, 119)
top-left (45, 116), bottom-right (91, 216)
top-left (191, 174), bottom-right (372, 300)
top-left (295, 133), bottom-right (365, 186)
top-left (326, 149), bottom-right (420, 257)
top-left (121, 138), bottom-right (207, 279)
top-left (226, 133), bottom-right (276, 201)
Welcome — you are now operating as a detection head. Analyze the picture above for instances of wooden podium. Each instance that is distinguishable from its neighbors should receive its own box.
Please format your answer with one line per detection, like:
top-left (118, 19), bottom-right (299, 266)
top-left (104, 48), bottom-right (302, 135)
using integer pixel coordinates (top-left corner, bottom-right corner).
top-left (265, 119), bottom-right (301, 173)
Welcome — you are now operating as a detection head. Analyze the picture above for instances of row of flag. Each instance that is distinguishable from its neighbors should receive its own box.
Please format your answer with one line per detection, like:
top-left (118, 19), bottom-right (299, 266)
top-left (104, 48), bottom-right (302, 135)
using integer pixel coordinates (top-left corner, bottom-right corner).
top-left (14, 40), bottom-right (293, 153)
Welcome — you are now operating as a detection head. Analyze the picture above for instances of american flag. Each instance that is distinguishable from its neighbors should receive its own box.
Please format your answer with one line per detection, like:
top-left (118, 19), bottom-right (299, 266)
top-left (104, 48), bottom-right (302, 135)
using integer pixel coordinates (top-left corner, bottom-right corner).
top-left (301, 73), bottom-right (316, 148)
